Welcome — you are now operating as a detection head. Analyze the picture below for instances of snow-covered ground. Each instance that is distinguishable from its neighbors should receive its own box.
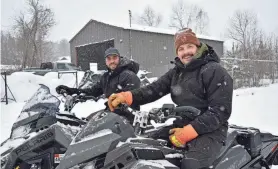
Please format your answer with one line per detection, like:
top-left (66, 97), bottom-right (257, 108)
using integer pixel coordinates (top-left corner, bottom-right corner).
top-left (1, 72), bottom-right (278, 167)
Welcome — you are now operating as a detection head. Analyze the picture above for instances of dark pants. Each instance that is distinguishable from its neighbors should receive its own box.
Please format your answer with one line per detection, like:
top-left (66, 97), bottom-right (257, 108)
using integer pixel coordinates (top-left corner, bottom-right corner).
top-left (149, 124), bottom-right (227, 168)
top-left (181, 126), bottom-right (227, 169)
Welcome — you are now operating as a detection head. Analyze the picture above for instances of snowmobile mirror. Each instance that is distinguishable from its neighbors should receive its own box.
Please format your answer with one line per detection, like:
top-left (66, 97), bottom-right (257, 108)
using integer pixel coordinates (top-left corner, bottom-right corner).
top-left (161, 104), bottom-right (175, 116)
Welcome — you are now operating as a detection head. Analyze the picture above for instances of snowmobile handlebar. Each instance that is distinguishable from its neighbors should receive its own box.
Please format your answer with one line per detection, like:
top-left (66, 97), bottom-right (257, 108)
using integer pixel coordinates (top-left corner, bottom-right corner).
top-left (119, 104), bottom-right (201, 123)
top-left (148, 104), bottom-right (201, 123)
top-left (74, 94), bottom-right (101, 102)
top-left (118, 104), bottom-right (202, 135)
top-left (62, 92), bottom-right (105, 112)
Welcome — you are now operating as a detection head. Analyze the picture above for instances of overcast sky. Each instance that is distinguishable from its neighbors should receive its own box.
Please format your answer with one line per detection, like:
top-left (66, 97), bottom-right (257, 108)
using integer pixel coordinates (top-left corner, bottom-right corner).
top-left (2, 0), bottom-right (278, 44)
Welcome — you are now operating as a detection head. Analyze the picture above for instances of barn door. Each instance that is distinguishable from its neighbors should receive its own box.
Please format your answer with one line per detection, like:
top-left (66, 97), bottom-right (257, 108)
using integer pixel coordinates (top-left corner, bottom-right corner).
top-left (76, 39), bottom-right (114, 71)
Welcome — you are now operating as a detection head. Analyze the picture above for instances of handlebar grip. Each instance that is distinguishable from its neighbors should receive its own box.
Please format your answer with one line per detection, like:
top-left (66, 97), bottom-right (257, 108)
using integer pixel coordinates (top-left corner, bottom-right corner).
top-left (78, 95), bottom-right (99, 102)
top-left (85, 96), bottom-right (98, 101)
top-left (60, 89), bottom-right (67, 94)
top-left (173, 106), bottom-right (201, 117)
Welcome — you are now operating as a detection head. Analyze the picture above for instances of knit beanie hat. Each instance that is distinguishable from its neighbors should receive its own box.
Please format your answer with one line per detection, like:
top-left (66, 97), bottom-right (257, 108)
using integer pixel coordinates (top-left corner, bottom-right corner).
top-left (174, 28), bottom-right (200, 54)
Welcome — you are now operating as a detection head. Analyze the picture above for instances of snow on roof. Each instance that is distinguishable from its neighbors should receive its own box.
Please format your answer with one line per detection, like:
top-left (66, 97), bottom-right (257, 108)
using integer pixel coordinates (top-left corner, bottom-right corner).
top-left (70, 18), bottom-right (224, 42)
top-left (75, 38), bottom-right (115, 48)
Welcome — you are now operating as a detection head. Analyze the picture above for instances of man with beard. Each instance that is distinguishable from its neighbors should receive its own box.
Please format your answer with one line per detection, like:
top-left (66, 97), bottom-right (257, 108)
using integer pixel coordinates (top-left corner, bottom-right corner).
top-left (107, 28), bottom-right (233, 168)
top-left (56, 47), bottom-right (141, 121)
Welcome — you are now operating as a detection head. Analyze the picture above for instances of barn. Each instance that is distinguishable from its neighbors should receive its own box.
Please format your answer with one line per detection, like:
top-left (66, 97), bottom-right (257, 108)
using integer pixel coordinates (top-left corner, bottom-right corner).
top-left (69, 19), bottom-right (224, 77)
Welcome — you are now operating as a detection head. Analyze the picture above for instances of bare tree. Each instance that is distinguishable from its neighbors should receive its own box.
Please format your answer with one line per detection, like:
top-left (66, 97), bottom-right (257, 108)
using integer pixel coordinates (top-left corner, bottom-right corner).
top-left (58, 39), bottom-right (70, 56)
top-left (41, 41), bottom-right (55, 62)
top-left (275, 36), bottom-right (278, 56)
top-left (194, 8), bottom-right (209, 34)
top-left (1, 31), bottom-right (21, 65)
top-left (14, 12), bottom-right (32, 67)
top-left (227, 10), bottom-right (258, 59)
top-left (169, 0), bottom-right (209, 34)
top-left (273, 35), bottom-right (278, 82)
top-left (137, 6), bottom-right (162, 27)
top-left (226, 9), bottom-right (278, 87)
top-left (13, 0), bottom-right (55, 68)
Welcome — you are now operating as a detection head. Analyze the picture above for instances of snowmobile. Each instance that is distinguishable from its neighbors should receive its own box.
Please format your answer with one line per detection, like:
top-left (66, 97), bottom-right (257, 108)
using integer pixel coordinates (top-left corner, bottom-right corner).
top-left (55, 102), bottom-right (278, 169)
top-left (1, 70), bottom-right (110, 169)
top-left (0, 84), bottom-right (88, 169)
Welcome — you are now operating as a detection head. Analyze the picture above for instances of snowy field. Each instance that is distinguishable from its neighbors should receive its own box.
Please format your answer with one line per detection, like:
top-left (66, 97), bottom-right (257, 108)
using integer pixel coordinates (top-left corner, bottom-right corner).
top-left (1, 72), bottom-right (278, 168)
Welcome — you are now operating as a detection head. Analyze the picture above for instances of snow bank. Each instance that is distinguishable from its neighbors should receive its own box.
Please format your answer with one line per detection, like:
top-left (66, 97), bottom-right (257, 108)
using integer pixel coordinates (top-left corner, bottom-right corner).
top-left (0, 71), bottom-right (85, 102)
top-left (229, 83), bottom-right (278, 135)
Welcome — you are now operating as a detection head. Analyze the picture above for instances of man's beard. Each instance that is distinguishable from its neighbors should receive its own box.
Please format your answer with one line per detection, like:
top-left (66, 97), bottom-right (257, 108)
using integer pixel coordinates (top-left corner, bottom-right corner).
top-left (109, 63), bottom-right (117, 69)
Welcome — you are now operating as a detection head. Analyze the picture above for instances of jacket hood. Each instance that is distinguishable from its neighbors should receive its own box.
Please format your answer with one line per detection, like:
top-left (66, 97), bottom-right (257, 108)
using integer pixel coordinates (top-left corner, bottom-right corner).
top-left (171, 43), bottom-right (220, 71)
top-left (108, 56), bottom-right (140, 76)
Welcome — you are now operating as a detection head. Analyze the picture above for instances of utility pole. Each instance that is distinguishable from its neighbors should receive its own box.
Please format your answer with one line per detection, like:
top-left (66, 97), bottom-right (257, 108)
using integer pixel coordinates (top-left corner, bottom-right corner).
top-left (128, 10), bottom-right (132, 60)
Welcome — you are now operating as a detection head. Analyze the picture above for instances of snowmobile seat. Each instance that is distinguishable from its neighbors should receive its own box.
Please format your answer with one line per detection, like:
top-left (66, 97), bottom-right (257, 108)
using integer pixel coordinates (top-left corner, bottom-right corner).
top-left (211, 126), bottom-right (262, 169)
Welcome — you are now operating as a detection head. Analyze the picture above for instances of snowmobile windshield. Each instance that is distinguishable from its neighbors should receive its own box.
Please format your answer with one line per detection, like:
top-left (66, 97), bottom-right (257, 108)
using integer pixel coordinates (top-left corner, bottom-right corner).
top-left (78, 70), bottom-right (103, 90)
top-left (10, 123), bottom-right (32, 139)
top-left (16, 84), bottom-right (60, 123)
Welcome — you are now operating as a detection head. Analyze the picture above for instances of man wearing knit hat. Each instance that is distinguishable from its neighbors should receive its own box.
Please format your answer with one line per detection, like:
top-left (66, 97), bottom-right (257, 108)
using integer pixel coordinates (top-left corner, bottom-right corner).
top-left (107, 28), bottom-right (233, 168)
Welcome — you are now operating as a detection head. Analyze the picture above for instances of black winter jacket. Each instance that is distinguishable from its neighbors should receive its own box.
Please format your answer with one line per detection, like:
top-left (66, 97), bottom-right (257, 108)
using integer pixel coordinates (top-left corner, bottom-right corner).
top-left (81, 57), bottom-right (141, 110)
top-left (131, 44), bottom-right (233, 135)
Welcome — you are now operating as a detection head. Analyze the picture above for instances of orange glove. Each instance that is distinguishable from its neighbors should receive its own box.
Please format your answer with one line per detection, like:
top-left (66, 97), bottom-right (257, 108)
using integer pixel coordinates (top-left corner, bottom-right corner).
top-left (108, 91), bottom-right (133, 112)
top-left (169, 124), bottom-right (198, 148)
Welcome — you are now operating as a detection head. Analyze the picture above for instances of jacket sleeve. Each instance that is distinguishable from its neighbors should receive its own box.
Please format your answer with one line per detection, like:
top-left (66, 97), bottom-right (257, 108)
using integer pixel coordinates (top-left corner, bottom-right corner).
top-left (131, 69), bottom-right (174, 105)
top-left (79, 76), bottom-right (104, 97)
top-left (119, 71), bottom-right (141, 91)
top-left (190, 63), bottom-right (233, 135)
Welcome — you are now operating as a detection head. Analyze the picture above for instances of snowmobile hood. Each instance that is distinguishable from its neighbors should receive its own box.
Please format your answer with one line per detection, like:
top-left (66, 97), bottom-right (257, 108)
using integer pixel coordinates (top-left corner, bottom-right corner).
top-left (171, 43), bottom-right (220, 72)
top-left (57, 111), bottom-right (136, 169)
top-left (107, 56), bottom-right (140, 76)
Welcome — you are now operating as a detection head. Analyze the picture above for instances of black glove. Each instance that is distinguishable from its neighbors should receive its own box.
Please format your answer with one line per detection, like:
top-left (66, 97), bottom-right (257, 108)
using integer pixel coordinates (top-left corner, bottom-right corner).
top-left (56, 85), bottom-right (80, 95)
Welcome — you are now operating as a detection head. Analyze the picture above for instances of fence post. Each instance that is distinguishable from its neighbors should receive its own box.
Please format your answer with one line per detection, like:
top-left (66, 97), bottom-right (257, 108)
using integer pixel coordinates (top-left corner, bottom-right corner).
top-left (4, 72), bottom-right (8, 104)
top-left (75, 72), bottom-right (78, 88)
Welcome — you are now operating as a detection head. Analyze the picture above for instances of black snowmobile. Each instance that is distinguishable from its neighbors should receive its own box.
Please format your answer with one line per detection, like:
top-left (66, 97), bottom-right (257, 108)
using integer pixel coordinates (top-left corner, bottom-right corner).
top-left (0, 84), bottom-right (88, 169)
top-left (55, 101), bottom-right (278, 169)
top-left (0, 69), bottom-right (110, 169)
